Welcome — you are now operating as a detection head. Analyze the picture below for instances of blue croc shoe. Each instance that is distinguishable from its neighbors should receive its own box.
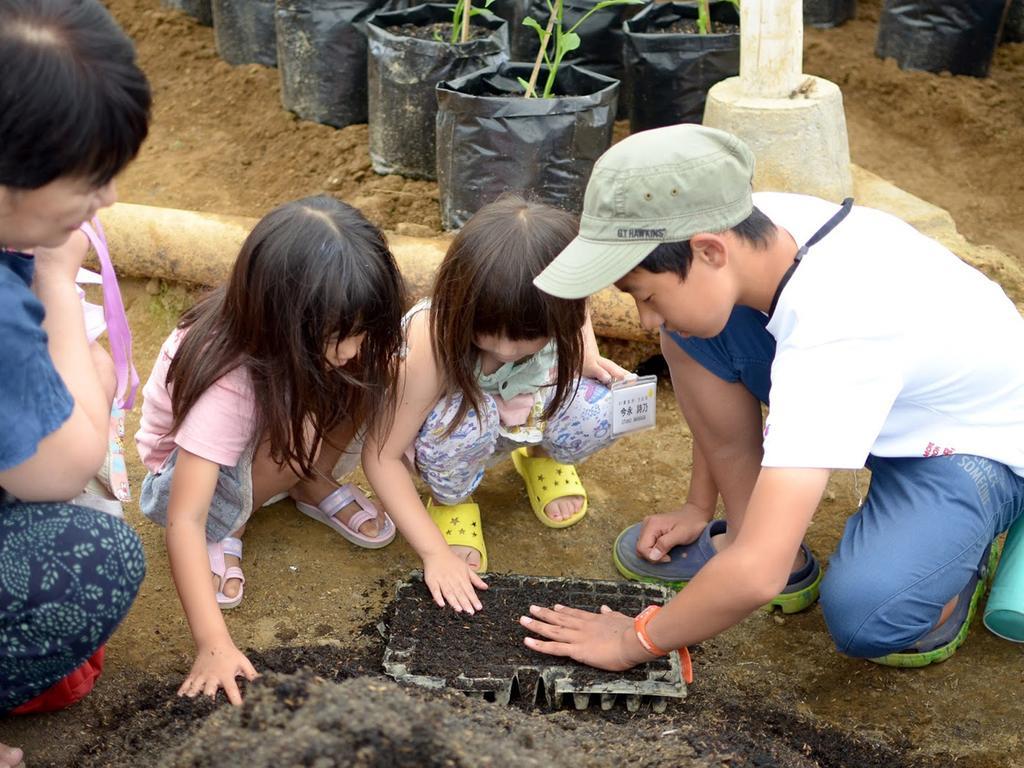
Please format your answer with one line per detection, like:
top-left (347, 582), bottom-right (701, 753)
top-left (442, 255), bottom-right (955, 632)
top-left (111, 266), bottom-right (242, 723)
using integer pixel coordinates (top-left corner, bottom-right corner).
top-left (613, 519), bottom-right (823, 614)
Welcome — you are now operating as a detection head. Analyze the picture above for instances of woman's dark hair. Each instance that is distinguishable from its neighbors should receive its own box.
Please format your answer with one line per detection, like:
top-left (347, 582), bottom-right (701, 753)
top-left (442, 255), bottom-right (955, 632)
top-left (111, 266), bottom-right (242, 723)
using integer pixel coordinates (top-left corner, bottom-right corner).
top-left (0, 0), bottom-right (151, 189)
top-left (637, 206), bottom-right (777, 278)
top-left (431, 195), bottom-right (587, 435)
top-left (168, 196), bottom-right (406, 477)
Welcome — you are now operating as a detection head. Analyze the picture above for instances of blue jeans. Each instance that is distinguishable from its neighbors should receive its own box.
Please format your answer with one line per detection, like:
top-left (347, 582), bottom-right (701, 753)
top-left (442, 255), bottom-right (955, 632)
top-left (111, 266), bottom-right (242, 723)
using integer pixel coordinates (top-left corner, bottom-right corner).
top-left (0, 502), bottom-right (145, 712)
top-left (669, 308), bottom-right (1024, 657)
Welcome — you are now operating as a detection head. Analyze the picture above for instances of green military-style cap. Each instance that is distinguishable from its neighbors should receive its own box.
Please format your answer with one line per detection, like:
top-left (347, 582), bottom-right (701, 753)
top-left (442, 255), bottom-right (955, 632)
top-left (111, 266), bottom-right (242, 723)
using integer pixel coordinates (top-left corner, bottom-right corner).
top-left (534, 124), bottom-right (755, 299)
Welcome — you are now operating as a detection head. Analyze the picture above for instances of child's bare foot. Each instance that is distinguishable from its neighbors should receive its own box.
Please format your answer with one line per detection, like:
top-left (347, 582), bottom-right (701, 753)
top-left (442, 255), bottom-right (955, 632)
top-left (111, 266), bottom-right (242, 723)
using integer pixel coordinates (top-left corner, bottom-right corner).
top-left (427, 500), bottom-right (485, 571)
top-left (526, 445), bottom-right (585, 522)
top-left (0, 741), bottom-right (24, 768)
top-left (291, 477), bottom-right (381, 538)
top-left (542, 494), bottom-right (585, 522)
top-left (451, 543), bottom-right (483, 571)
top-left (210, 534), bottom-right (245, 600)
top-left (218, 552), bottom-right (243, 599)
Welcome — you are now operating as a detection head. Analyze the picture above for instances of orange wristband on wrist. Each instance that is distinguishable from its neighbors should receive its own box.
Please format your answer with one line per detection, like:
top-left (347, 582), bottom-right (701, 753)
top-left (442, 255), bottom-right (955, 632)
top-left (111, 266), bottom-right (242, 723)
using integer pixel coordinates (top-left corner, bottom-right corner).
top-left (634, 605), bottom-right (669, 656)
top-left (634, 604), bottom-right (694, 684)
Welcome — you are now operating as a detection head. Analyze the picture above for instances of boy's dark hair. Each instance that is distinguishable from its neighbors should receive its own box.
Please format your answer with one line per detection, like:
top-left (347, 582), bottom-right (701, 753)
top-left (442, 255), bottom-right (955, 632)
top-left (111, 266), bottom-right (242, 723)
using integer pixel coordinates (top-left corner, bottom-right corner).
top-left (638, 206), bottom-right (777, 279)
top-left (431, 195), bottom-right (587, 435)
top-left (0, 0), bottom-right (151, 189)
top-left (168, 196), bottom-right (406, 478)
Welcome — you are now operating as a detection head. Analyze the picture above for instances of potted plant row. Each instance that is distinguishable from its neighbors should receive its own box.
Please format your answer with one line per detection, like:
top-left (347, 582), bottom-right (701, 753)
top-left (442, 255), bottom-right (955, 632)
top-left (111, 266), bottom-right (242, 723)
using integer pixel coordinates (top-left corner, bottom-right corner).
top-left (435, 0), bottom-right (643, 230)
top-left (211, 0), bottom-right (408, 129)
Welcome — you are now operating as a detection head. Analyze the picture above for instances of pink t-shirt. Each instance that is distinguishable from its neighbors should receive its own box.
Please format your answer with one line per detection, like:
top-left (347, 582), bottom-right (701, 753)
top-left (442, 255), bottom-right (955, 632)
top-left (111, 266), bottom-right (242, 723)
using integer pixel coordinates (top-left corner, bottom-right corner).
top-left (135, 328), bottom-right (257, 472)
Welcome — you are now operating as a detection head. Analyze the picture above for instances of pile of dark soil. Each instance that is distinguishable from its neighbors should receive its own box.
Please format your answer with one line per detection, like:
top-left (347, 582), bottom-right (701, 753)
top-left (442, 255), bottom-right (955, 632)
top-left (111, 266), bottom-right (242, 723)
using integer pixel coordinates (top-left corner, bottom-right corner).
top-left (57, 638), bottom-right (947, 768)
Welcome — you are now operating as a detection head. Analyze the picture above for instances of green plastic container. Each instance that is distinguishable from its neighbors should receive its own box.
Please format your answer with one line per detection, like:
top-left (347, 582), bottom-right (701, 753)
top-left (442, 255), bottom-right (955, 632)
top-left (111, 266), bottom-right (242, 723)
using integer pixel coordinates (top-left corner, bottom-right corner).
top-left (984, 517), bottom-right (1024, 642)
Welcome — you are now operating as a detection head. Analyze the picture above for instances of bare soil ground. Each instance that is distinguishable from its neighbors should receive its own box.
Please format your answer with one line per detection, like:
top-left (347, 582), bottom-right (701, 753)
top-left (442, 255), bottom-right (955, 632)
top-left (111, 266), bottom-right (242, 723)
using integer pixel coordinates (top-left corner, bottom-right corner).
top-left (2, 1), bottom-right (1023, 765)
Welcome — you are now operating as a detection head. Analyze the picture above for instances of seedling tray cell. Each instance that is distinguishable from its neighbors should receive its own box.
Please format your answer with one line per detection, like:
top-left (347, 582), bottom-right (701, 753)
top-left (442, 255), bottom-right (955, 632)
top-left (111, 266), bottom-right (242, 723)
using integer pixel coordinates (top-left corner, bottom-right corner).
top-left (383, 573), bottom-right (687, 712)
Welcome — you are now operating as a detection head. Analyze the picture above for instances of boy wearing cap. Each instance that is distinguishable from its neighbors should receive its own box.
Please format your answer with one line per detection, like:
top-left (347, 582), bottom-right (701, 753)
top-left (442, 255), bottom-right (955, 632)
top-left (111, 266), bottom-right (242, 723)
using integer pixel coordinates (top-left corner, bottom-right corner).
top-left (519, 124), bottom-right (1024, 670)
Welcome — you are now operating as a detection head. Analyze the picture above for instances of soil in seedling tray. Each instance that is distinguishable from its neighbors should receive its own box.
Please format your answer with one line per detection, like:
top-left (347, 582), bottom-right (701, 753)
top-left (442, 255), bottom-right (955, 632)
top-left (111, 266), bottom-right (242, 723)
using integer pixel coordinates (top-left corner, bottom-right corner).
top-left (386, 22), bottom-right (490, 42)
top-left (384, 572), bottom-right (684, 707)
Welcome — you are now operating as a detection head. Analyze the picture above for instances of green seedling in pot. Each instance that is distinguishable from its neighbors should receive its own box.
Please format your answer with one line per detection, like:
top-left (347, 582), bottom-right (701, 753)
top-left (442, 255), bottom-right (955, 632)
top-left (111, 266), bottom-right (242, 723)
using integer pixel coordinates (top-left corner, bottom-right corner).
top-left (697, 0), bottom-right (741, 35)
top-left (450, 0), bottom-right (496, 44)
top-left (520, 0), bottom-right (645, 99)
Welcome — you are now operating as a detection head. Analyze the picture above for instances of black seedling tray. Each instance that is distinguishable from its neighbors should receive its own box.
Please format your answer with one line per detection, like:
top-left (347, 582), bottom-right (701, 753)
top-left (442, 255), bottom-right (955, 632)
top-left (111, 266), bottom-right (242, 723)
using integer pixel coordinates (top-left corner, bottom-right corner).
top-left (383, 573), bottom-right (688, 712)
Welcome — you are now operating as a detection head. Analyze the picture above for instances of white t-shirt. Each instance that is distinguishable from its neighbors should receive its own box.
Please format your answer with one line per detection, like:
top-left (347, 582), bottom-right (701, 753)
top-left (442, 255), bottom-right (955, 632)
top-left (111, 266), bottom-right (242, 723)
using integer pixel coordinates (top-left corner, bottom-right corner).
top-left (758, 192), bottom-right (1024, 478)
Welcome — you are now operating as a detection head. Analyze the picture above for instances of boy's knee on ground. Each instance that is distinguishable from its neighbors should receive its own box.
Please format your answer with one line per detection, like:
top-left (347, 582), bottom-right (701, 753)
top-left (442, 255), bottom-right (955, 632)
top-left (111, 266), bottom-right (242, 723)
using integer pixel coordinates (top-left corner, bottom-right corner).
top-left (820, 565), bottom-right (935, 658)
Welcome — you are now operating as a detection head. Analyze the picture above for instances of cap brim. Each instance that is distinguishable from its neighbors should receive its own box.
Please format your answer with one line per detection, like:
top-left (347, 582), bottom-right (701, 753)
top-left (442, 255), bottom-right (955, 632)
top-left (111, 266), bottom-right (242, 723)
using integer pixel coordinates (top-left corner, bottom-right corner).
top-left (533, 235), bottom-right (658, 299)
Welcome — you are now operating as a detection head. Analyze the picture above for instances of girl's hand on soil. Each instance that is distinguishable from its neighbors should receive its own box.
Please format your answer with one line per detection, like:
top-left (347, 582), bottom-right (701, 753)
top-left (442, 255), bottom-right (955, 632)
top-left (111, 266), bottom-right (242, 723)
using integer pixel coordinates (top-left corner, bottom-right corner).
top-left (423, 549), bottom-right (488, 614)
top-left (520, 604), bottom-right (655, 671)
top-left (637, 503), bottom-right (714, 563)
top-left (179, 642), bottom-right (259, 706)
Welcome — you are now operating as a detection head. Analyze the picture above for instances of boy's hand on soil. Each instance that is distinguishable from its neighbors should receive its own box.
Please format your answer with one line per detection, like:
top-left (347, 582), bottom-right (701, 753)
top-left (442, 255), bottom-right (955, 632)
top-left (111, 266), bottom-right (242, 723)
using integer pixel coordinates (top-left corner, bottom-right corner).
top-left (423, 550), bottom-right (487, 614)
top-left (637, 503), bottom-right (713, 562)
top-left (520, 604), bottom-right (654, 671)
top-left (179, 643), bottom-right (259, 706)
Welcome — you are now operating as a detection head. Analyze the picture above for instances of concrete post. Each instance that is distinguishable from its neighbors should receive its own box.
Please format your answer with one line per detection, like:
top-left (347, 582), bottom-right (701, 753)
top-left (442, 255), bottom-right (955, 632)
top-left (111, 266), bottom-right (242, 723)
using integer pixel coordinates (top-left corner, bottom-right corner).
top-left (739, 1), bottom-right (803, 98)
top-left (703, 0), bottom-right (854, 201)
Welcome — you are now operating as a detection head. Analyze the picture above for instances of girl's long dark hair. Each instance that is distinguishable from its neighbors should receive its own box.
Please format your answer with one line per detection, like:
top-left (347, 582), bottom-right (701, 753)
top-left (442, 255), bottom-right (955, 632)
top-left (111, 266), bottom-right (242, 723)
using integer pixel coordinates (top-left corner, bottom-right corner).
top-left (431, 195), bottom-right (586, 435)
top-left (168, 196), bottom-right (405, 476)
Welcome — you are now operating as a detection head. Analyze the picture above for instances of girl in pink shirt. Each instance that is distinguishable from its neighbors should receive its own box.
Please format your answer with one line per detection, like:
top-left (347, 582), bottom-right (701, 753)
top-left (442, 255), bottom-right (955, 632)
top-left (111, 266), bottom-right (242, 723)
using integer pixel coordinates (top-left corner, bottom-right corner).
top-left (135, 196), bottom-right (405, 704)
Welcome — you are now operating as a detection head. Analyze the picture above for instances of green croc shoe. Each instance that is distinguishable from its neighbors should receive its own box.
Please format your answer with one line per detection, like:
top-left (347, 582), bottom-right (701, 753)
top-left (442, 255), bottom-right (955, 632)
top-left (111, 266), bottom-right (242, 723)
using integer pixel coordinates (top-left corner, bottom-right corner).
top-left (870, 542), bottom-right (1000, 668)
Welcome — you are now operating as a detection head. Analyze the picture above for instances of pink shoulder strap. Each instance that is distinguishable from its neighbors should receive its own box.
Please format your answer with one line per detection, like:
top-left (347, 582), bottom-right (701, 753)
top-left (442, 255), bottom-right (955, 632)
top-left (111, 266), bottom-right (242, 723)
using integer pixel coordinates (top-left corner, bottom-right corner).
top-left (80, 218), bottom-right (139, 410)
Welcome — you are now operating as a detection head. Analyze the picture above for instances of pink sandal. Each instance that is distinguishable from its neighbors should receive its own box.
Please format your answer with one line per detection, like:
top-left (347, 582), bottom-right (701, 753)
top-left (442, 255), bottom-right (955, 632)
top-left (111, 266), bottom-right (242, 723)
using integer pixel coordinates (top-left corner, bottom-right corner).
top-left (294, 484), bottom-right (396, 549)
top-left (208, 536), bottom-right (245, 610)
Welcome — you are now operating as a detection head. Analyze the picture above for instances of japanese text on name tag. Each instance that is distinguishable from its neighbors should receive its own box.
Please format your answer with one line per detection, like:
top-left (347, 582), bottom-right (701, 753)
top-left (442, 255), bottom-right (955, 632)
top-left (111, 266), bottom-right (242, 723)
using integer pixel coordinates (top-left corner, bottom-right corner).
top-left (611, 375), bottom-right (657, 436)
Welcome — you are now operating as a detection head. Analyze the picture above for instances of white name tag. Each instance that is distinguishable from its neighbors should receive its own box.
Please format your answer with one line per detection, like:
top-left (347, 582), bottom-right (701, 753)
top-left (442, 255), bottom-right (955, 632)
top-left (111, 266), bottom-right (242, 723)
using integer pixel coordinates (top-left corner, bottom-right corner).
top-left (611, 374), bottom-right (657, 436)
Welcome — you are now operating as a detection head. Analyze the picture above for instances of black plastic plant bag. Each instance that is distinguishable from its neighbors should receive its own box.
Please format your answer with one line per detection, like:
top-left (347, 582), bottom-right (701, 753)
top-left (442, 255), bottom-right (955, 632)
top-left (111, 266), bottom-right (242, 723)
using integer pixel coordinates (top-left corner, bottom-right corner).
top-left (1003, 0), bottom-right (1024, 42)
top-left (804, 0), bottom-right (856, 29)
top-left (436, 62), bottom-right (618, 230)
top-left (875, 0), bottom-right (1010, 77)
top-left (162, 0), bottom-right (213, 26)
top-left (488, 0), bottom-right (533, 58)
top-left (623, 1), bottom-right (738, 132)
top-left (276, 0), bottom-right (394, 129)
top-left (211, 0), bottom-right (277, 67)
top-left (368, 5), bottom-right (509, 180)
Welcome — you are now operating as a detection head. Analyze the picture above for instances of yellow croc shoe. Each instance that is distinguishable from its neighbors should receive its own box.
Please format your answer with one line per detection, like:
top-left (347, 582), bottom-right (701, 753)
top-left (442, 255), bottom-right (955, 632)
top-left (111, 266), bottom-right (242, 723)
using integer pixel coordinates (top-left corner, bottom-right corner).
top-left (426, 497), bottom-right (488, 573)
top-left (511, 447), bottom-right (588, 529)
